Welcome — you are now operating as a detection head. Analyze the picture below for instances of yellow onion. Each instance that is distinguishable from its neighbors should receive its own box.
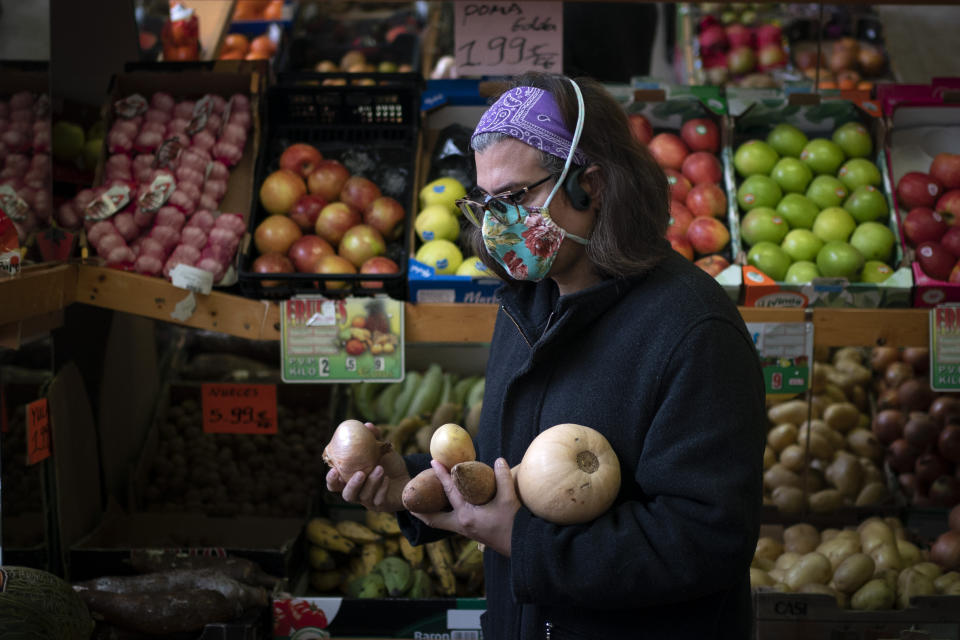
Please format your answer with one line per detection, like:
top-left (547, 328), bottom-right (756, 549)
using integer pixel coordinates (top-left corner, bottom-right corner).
top-left (429, 423), bottom-right (476, 470)
top-left (322, 419), bottom-right (391, 478)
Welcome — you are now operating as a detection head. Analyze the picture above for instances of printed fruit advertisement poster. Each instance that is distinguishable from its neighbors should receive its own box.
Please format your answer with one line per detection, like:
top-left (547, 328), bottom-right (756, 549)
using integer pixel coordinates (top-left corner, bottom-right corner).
top-left (281, 297), bottom-right (404, 383)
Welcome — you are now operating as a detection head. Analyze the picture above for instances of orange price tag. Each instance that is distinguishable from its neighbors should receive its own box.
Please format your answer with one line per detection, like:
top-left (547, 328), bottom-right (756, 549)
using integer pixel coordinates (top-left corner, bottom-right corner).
top-left (26, 398), bottom-right (51, 465)
top-left (201, 384), bottom-right (278, 435)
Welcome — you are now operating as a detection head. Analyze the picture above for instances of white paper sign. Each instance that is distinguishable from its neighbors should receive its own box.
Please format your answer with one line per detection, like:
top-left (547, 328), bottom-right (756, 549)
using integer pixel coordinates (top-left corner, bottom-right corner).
top-left (170, 263), bottom-right (214, 295)
top-left (454, 1), bottom-right (563, 77)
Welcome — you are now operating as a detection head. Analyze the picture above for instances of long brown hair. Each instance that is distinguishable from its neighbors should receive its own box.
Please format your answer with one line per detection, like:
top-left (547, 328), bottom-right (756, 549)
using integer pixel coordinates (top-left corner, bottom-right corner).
top-left (467, 72), bottom-right (671, 281)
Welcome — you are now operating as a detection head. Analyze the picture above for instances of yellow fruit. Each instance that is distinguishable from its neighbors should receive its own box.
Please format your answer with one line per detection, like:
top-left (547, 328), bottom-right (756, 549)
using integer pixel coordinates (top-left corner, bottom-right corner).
top-left (456, 256), bottom-right (497, 278)
top-left (415, 205), bottom-right (460, 243)
top-left (420, 177), bottom-right (467, 212)
top-left (415, 239), bottom-right (463, 275)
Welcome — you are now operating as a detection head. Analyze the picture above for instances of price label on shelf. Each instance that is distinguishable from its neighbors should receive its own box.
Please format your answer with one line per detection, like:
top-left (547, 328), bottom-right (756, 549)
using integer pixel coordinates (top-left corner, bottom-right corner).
top-left (745, 321), bottom-right (814, 396)
top-left (929, 305), bottom-right (960, 392)
top-left (26, 398), bottom-right (51, 465)
top-left (201, 383), bottom-right (278, 434)
top-left (453, 1), bottom-right (562, 77)
top-left (280, 296), bottom-right (404, 383)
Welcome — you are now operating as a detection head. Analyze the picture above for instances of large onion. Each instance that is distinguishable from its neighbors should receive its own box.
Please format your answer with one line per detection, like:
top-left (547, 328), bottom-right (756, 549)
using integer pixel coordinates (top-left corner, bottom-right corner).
top-left (515, 423), bottom-right (621, 525)
top-left (322, 419), bottom-right (391, 479)
top-left (931, 530), bottom-right (960, 571)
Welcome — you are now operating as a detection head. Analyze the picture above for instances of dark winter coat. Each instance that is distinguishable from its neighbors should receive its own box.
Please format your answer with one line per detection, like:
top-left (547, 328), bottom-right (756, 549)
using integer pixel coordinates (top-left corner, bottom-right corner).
top-left (399, 252), bottom-right (766, 640)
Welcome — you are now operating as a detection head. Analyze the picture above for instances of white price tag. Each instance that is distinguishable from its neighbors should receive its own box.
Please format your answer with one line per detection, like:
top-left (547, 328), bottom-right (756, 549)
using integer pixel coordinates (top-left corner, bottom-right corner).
top-left (170, 263), bottom-right (214, 295)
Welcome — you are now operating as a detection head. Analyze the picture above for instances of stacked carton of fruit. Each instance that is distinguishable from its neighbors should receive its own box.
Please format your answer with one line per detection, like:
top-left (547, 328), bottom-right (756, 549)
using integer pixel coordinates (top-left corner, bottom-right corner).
top-left (763, 347), bottom-right (894, 516)
top-left (625, 90), bottom-right (740, 298)
top-left (732, 99), bottom-right (911, 307)
top-left (0, 91), bottom-right (52, 244)
top-left (868, 347), bottom-right (960, 510)
top-left (302, 511), bottom-right (482, 598)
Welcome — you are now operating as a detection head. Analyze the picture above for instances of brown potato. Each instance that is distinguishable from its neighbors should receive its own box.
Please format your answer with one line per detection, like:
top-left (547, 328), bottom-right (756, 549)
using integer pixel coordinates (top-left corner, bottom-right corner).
top-left (870, 543), bottom-right (903, 574)
top-left (897, 568), bottom-right (935, 609)
top-left (934, 571), bottom-right (960, 593)
top-left (825, 453), bottom-right (864, 500)
top-left (850, 578), bottom-right (894, 610)
top-left (768, 400), bottom-right (812, 427)
top-left (847, 429), bottom-right (883, 461)
top-left (750, 568), bottom-right (775, 589)
top-left (779, 444), bottom-right (807, 472)
top-left (763, 446), bottom-right (776, 470)
top-left (764, 464), bottom-right (801, 491)
top-left (772, 486), bottom-right (805, 515)
top-left (808, 488), bottom-right (844, 513)
top-left (823, 402), bottom-right (860, 433)
top-left (767, 423), bottom-right (799, 453)
top-left (451, 460), bottom-right (496, 505)
top-left (896, 539), bottom-right (921, 566)
top-left (817, 535), bottom-right (861, 570)
top-left (401, 468), bottom-right (449, 513)
top-left (785, 552), bottom-right (832, 589)
top-left (832, 553), bottom-right (875, 594)
top-left (855, 482), bottom-right (889, 507)
top-left (775, 552), bottom-right (803, 571)
top-left (784, 523), bottom-right (821, 554)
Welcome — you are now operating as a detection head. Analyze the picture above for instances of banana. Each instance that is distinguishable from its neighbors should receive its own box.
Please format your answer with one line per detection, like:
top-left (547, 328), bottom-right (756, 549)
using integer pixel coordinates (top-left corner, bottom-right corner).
top-left (365, 510), bottom-right (402, 536)
top-left (335, 519), bottom-right (382, 543)
top-left (310, 570), bottom-right (342, 593)
top-left (426, 539), bottom-right (457, 596)
top-left (306, 518), bottom-right (356, 554)
top-left (308, 546), bottom-right (336, 571)
top-left (350, 327), bottom-right (372, 342)
top-left (357, 573), bottom-right (388, 598)
top-left (399, 535), bottom-right (424, 568)
top-left (453, 540), bottom-right (484, 577)
top-left (384, 537), bottom-right (400, 557)
top-left (387, 415), bottom-right (425, 453)
top-left (430, 402), bottom-right (463, 429)
top-left (408, 569), bottom-right (434, 598)
top-left (360, 542), bottom-right (386, 575)
top-left (374, 557), bottom-right (413, 596)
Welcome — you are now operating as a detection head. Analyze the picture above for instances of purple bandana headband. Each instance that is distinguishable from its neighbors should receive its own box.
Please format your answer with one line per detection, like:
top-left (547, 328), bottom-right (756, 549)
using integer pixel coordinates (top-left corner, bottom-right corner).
top-left (472, 86), bottom-right (588, 166)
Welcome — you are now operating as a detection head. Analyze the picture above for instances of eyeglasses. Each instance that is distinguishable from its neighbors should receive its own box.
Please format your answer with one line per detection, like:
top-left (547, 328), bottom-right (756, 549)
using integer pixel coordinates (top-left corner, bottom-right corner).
top-left (456, 174), bottom-right (555, 227)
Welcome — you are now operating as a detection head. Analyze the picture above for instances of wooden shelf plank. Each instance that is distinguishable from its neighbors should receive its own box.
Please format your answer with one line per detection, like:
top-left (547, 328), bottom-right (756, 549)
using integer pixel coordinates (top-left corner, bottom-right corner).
top-left (813, 308), bottom-right (929, 348)
top-left (0, 264), bottom-right (76, 326)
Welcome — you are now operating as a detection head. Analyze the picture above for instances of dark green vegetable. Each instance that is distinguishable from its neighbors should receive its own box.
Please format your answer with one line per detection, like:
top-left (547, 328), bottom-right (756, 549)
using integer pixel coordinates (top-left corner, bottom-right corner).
top-left (0, 566), bottom-right (93, 640)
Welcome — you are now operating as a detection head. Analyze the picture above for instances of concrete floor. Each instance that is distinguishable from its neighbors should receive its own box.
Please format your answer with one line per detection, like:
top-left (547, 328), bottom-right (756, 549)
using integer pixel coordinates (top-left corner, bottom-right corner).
top-left (0, 0), bottom-right (50, 61)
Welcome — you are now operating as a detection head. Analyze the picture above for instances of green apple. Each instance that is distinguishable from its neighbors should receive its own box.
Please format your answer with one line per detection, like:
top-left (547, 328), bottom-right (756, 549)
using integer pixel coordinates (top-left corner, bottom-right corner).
top-left (738, 175), bottom-right (783, 210)
top-left (806, 175), bottom-right (849, 209)
top-left (733, 139), bottom-right (780, 177)
top-left (837, 158), bottom-right (882, 191)
top-left (849, 221), bottom-right (895, 262)
top-left (860, 260), bottom-right (894, 283)
top-left (771, 157), bottom-right (813, 194)
top-left (843, 185), bottom-right (889, 223)
top-left (800, 138), bottom-right (846, 175)
top-left (747, 241), bottom-right (792, 281)
top-left (784, 260), bottom-right (821, 284)
top-left (741, 207), bottom-right (789, 246)
top-left (832, 121), bottom-right (873, 159)
top-left (781, 229), bottom-right (824, 262)
top-left (816, 241), bottom-right (864, 278)
top-left (776, 193), bottom-right (820, 230)
top-left (812, 207), bottom-right (857, 242)
top-left (766, 124), bottom-right (808, 158)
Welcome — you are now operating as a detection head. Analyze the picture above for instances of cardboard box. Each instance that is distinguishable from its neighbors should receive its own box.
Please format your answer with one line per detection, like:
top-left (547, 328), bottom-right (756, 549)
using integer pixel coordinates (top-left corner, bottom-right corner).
top-left (882, 85), bottom-right (960, 307)
top-left (626, 86), bottom-right (743, 302)
top-left (732, 96), bottom-right (912, 308)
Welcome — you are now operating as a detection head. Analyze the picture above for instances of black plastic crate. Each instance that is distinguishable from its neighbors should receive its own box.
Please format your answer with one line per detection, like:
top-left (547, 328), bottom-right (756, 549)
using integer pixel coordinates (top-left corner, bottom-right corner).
top-left (238, 73), bottom-right (421, 300)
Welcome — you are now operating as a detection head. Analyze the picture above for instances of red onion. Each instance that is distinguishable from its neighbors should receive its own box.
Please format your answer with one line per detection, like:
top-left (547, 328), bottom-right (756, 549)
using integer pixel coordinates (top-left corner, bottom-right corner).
top-left (151, 92), bottom-right (175, 113)
top-left (188, 210), bottom-right (215, 232)
top-left (134, 254), bottom-right (163, 275)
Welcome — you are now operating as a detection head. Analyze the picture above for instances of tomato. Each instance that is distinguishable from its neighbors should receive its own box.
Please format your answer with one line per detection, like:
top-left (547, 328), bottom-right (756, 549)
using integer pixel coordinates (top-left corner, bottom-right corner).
top-left (222, 33), bottom-right (249, 57)
top-left (345, 338), bottom-right (366, 356)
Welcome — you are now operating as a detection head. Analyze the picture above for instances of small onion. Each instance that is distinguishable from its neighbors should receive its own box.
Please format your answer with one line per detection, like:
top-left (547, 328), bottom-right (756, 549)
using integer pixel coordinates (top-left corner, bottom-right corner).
top-left (430, 423), bottom-right (476, 470)
top-left (322, 419), bottom-right (391, 479)
top-left (931, 530), bottom-right (960, 571)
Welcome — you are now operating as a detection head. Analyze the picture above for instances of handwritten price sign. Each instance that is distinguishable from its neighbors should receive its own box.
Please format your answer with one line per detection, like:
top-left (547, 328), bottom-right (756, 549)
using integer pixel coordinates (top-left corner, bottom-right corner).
top-left (201, 384), bottom-right (278, 435)
top-left (26, 398), bottom-right (51, 465)
top-left (454, 2), bottom-right (562, 76)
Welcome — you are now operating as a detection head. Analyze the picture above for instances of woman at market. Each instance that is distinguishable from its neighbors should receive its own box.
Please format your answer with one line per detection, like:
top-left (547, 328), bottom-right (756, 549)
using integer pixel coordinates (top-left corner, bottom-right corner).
top-left (327, 72), bottom-right (767, 639)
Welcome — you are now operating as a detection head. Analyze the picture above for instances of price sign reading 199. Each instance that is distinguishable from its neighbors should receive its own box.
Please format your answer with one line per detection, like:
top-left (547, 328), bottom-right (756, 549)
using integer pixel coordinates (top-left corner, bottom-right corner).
top-left (454, 2), bottom-right (563, 76)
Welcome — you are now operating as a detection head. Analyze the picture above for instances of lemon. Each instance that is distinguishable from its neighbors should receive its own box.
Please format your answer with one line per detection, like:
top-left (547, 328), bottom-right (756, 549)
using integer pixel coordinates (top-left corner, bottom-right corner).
top-left (419, 177), bottom-right (467, 212)
top-left (415, 205), bottom-right (460, 242)
top-left (415, 239), bottom-right (463, 275)
top-left (456, 256), bottom-right (497, 278)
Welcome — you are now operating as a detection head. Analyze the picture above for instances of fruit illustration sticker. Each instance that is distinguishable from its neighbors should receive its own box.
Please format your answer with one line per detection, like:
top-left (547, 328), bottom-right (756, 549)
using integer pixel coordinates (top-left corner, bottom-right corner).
top-left (281, 296), bottom-right (404, 383)
top-left (26, 398), bottom-right (51, 465)
top-left (746, 321), bottom-right (814, 395)
top-left (929, 305), bottom-right (960, 392)
top-left (138, 172), bottom-right (176, 213)
top-left (201, 383), bottom-right (278, 434)
top-left (0, 185), bottom-right (30, 222)
top-left (84, 184), bottom-right (132, 221)
top-left (114, 93), bottom-right (148, 119)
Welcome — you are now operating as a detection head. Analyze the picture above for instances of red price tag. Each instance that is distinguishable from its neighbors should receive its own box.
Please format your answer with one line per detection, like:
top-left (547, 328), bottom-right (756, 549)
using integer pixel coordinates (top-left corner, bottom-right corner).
top-left (26, 398), bottom-right (51, 464)
top-left (201, 384), bottom-right (278, 435)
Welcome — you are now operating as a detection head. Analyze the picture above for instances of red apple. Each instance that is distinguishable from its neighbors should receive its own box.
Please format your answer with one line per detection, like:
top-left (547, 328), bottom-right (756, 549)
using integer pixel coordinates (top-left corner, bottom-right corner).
top-left (698, 25), bottom-right (728, 56)
top-left (758, 44), bottom-right (786, 70)
top-left (941, 226), bottom-right (960, 258)
top-left (931, 152), bottom-right (960, 190)
top-left (254, 214), bottom-right (302, 255)
top-left (627, 114), bottom-right (653, 145)
top-left (897, 171), bottom-right (943, 210)
top-left (315, 202), bottom-right (362, 246)
top-left (289, 194), bottom-right (328, 232)
top-left (259, 169), bottom-right (307, 215)
top-left (686, 216), bottom-right (730, 254)
top-left (725, 24), bottom-right (753, 50)
top-left (917, 241), bottom-right (957, 281)
top-left (307, 159), bottom-right (350, 201)
top-left (360, 255), bottom-right (400, 289)
top-left (728, 46), bottom-right (757, 75)
top-left (338, 224), bottom-right (386, 268)
top-left (279, 143), bottom-right (323, 178)
top-left (680, 118), bottom-right (719, 154)
top-left (288, 234), bottom-right (335, 273)
top-left (364, 196), bottom-right (406, 240)
top-left (252, 251), bottom-right (295, 285)
top-left (685, 183), bottom-right (727, 218)
top-left (681, 151), bottom-right (723, 185)
top-left (665, 168), bottom-right (693, 202)
top-left (756, 23), bottom-right (783, 48)
top-left (670, 235), bottom-right (694, 261)
top-left (937, 189), bottom-right (960, 218)
top-left (695, 254), bottom-right (731, 277)
top-left (903, 207), bottom-right (948, 246)
top-left (313, 254), bottom-right (357, 290)
top-left (648, 133), bottom-right (689, 170)
top-left (667, 200), bottom-right (694, 240)
top-left (340, 176), bottom-right (382, 212)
